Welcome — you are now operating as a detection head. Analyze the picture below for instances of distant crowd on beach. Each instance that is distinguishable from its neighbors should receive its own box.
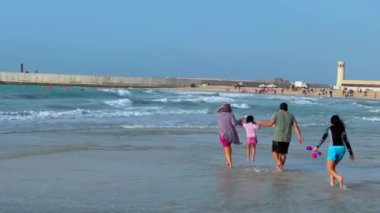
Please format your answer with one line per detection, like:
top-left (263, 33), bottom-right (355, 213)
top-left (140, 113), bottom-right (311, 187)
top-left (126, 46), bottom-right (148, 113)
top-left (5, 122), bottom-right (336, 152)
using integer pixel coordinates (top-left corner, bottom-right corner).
top-left (252, 87), bottom-right (334, 97)
top-left (342, 87), bottom-right (374, 98)
top-left (215, 102), bottom-right (355, 189)
top-left (225, 85), bottom-right (379, 100)
top-left (231, 86), bottom-right (336, 98)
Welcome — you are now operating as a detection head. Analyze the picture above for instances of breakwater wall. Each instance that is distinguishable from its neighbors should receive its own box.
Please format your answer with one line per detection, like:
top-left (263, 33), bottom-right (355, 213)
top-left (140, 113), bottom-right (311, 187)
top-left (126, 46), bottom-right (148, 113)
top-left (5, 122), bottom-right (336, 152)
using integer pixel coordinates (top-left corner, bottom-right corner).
top-left (0, 72), bottom-right (204, 88)
top-left (0, 72), bottom-right (287, 88)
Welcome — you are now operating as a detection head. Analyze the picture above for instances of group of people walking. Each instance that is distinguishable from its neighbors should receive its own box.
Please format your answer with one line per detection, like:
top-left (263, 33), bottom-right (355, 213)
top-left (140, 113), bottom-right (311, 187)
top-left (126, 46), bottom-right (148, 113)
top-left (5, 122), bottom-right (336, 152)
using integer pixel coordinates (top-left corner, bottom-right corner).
top-left (215, 102), bottom-right (354, 188)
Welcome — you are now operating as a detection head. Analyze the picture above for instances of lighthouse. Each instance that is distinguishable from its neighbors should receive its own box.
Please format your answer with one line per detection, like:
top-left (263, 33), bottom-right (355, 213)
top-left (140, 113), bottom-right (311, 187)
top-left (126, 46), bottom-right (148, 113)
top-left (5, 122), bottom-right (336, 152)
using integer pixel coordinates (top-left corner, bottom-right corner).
top-left (336, 61), bottom-right (345, 88)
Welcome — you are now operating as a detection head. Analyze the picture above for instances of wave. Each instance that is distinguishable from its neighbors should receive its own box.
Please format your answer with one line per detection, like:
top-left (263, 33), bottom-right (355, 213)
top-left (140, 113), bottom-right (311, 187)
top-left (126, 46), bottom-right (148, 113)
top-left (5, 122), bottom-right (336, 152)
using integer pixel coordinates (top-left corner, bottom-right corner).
top-left (353, 102), bottom-right (373, 109)
top-left (292, 99), bottom-right (318, 105)
top-left (299, 122), bottom-right (326, 128)
top-left (144, 89), bottom-right (157, 94)
top-left (153, 96), bottom-right (234, 103)
top-left (231, 103), bottom-right (250, 109)
top-left (369, 109), bottom-right (380, 113)
top-left (100, 88), bottom-right (131, 97)
top-left (219, 93), bottom-right (255, 98)
top-left (159, 109), bottom-right (209, 115)
top-left (0, 109), bottom-right (89, 121)
top-left (267, 95), bottom-right (319, 101)
top-left (0, 108), bottom-right (209, 121)
top-left (166, 90), bottom-right (218, 96)
top-left (153, 98), bottom-right (169, 103)
top-left (262, 95), bottom-right (320, 104)
top-left (104, 98), bottom-right (132, 108)
top-left (0, 125), bottom-right (116, 135)
top-left (192, 96), bottom-right (234, 103)
top-left (362, 117), bottom-right (380, 122)
top-left (121, 124), bottom-right (213, 129)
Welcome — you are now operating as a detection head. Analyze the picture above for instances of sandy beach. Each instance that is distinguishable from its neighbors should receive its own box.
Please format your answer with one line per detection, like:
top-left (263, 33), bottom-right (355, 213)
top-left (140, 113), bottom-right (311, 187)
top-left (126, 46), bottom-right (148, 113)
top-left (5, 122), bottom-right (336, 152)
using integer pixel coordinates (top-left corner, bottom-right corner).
top-left (175, 85), bottom-right (380, 101)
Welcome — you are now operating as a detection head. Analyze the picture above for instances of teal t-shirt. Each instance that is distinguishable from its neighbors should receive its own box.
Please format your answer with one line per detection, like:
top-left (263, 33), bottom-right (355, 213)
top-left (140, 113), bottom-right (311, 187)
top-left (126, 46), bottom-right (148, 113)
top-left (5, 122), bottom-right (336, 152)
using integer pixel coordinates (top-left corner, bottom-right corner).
top-left (271, 111), bottom-right (295, 143)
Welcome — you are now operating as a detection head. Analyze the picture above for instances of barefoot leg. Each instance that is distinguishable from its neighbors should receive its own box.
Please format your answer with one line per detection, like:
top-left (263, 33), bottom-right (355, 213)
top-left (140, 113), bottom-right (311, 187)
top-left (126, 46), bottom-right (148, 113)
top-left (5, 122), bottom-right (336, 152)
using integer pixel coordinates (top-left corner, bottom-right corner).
top-left (272, 151), bottom-right (281, 169)
top-left (246, 144), bottom-right (250, 161)
top-left (279, 154), bottom-right (287, 170)
top-left (224, 146), bottom-right (233, 168)
top-left (329, 174), bottom-right (335, 186)
top-left (327, 161), bottom-right (343, 188)
top-left (252, 145), bottom-right (256, 161)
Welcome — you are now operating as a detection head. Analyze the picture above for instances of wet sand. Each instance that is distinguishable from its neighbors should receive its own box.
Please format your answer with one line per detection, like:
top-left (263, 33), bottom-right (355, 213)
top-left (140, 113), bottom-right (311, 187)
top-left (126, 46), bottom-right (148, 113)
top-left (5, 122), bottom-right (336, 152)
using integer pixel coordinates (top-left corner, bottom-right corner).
top-left (0, 128), bottom-right (379, 212)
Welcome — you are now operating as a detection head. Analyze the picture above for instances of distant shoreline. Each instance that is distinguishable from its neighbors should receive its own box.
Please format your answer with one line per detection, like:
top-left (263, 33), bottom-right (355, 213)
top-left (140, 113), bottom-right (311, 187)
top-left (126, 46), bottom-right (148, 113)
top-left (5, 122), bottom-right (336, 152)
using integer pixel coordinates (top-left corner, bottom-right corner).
top-left (169, 85), bottom-right (380, 101)
top-left (1, 71), bottom-right (378, 101)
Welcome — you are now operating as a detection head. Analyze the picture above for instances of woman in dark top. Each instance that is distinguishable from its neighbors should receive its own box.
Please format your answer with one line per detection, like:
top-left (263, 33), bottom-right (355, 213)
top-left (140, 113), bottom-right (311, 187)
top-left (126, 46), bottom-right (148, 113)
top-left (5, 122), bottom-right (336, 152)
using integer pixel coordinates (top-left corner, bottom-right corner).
top-left (313, 115), bottom-right (354, 188)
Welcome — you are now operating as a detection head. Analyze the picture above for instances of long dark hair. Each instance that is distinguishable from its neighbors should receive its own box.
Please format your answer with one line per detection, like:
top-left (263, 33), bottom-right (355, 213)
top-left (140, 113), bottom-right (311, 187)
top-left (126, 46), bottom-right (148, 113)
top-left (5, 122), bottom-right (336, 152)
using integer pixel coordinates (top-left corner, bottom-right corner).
top-left (330, 115), bottom-right (345, 132)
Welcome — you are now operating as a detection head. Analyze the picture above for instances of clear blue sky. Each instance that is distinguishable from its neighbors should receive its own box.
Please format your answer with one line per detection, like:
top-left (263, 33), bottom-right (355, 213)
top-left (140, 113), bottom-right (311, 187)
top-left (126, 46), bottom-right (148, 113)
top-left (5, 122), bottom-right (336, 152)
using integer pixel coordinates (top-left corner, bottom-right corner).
top-left (1, 0), bottom-right (379, 84)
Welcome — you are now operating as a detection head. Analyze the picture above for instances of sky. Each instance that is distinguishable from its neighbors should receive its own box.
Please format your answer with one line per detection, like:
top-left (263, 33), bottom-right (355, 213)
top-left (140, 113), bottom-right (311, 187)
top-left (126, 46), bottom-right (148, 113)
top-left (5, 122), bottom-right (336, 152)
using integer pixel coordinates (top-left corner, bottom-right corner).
top-left (0, 0), bottom-right (379, 85)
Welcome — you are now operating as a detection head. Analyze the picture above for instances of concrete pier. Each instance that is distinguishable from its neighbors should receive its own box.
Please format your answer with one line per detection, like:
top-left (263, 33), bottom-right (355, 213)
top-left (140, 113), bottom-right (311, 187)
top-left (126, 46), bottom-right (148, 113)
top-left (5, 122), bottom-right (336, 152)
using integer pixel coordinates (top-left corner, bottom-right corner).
top-left (0, 71), bottom-right (293, 88)
top-left (0, 72), bottom-right (202, 88)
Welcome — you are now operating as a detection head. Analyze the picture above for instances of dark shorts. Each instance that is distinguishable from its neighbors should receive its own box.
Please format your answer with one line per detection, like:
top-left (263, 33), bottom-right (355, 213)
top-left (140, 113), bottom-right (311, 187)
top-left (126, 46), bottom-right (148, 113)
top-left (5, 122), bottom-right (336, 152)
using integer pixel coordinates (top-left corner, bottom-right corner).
top-left (272, 141), bottom-right (290, 154)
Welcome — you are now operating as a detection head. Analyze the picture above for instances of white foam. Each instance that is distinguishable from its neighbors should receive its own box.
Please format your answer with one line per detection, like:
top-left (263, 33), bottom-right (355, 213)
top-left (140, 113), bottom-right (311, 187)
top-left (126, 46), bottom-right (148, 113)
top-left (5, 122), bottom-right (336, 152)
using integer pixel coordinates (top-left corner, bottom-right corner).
top-left (152, 98), bottom-right (169, 103)
top-left (121, 124), bottom-right (211, 129)
top-left (292, 99), bottom-right (317, 105)
top-left (153, 96), bottom-right (234, 103)
top-left (264, 95), bottom-right (320, 103)
top-left (158, 109), bottom-right (209, 115)
top-left (92, 108), bottom-right (208, 117)
top-left (166, 90), bottom-right (218, 96)
top-left (100, 88), bottom-right (131, 97)
top-left (219, 93), bottom-right (255, 98)
top-left (300, 122), bottom-right (325, 127)
top-left (198, 96), bottom-right (234, 103)
top-left (369, 109), bottom-right (380, 113)
top-left (0, 109), bottom-right (88, 121)
top-left (104, 98), bottom-right (132, 108)
top-left (361, 117), bottom-right (380, 122)
top-left (144, 89), bottom-right (156, 94)
top-left (0, 108), bottom-right (209, 121)
top-left (231, 103), bottom-right (250, 109)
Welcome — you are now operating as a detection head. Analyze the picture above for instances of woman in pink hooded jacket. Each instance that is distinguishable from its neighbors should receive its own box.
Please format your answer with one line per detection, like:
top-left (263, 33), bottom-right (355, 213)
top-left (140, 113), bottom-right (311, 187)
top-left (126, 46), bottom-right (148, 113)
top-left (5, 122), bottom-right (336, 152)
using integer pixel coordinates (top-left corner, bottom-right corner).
top-left (215, 103), bottom-right (241, 168)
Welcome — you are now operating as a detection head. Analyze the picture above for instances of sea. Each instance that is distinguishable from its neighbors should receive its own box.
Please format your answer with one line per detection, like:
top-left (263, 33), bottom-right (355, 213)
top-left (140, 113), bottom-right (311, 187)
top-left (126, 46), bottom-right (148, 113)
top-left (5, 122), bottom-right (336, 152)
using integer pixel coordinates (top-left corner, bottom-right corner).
top-left (0, 84), bottom-right (379, 212)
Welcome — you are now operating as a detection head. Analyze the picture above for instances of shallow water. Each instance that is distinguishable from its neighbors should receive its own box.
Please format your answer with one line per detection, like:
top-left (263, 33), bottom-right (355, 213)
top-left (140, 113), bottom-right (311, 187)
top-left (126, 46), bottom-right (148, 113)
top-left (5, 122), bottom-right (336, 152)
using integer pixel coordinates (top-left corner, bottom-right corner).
top-left (0, 85), bottom-right (379, 212)
top-left (0, 128), bottom-right (379, 212)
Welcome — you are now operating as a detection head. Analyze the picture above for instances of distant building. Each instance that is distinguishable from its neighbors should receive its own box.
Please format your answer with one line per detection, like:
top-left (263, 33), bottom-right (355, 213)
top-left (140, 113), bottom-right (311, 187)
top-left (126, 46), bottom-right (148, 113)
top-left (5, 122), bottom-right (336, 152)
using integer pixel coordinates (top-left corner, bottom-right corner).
top-left (334, 61), bottom-right (380, 91)
top-left (291, 81), bottom-right (308, 88)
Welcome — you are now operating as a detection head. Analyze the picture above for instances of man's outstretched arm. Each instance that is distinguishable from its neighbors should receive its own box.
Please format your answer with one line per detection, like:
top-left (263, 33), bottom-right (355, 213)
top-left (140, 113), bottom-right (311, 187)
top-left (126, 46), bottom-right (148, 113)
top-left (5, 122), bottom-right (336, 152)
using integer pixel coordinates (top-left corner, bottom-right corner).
top-left (259, 120), bottom-right (275, 127)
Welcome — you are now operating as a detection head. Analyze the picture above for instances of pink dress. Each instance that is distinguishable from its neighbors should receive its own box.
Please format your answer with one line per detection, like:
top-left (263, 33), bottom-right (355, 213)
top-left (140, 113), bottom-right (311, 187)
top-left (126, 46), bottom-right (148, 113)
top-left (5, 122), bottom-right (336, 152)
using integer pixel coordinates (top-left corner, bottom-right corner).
top-left (243, 123), bottom-right (259, 145)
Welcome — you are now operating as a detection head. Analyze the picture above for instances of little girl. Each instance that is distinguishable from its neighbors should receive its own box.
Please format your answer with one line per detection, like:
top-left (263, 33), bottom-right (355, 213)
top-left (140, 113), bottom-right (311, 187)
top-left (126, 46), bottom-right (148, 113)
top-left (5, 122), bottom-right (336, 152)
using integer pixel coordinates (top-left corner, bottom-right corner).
top-left (313, 115), bottom-right (354, 188)
top-left (242, 115), bottom-right (260, 161)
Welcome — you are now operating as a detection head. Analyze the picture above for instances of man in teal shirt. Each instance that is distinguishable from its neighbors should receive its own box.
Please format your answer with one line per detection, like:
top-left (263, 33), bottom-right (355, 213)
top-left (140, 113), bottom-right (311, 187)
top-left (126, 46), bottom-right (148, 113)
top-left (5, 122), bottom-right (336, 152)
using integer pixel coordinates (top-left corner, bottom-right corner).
top-left (259, 103), bottom-right (303, 171)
